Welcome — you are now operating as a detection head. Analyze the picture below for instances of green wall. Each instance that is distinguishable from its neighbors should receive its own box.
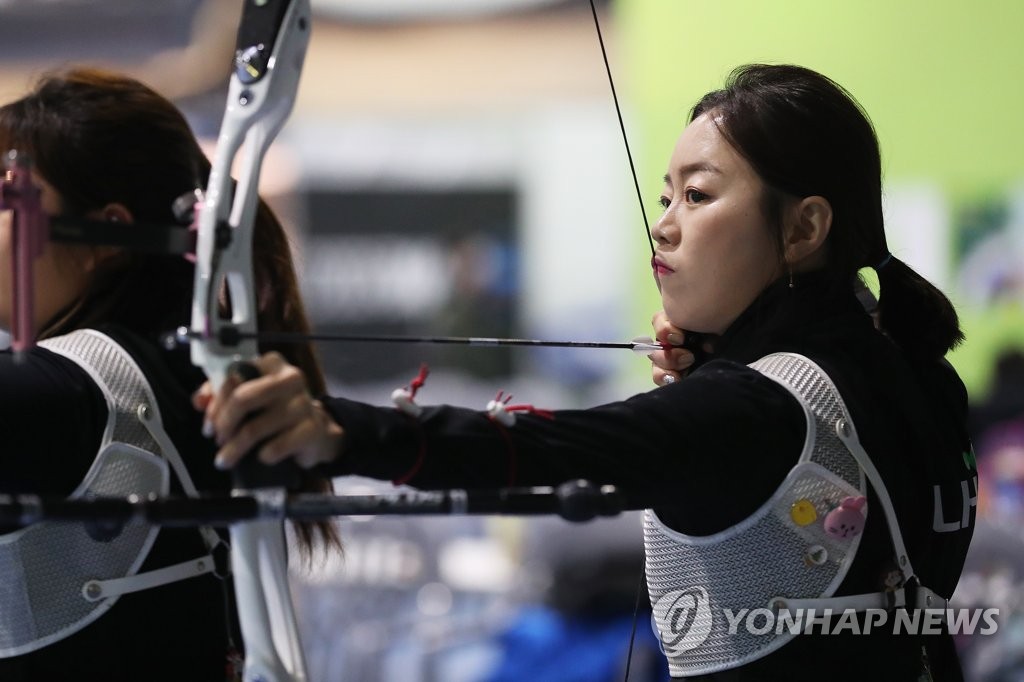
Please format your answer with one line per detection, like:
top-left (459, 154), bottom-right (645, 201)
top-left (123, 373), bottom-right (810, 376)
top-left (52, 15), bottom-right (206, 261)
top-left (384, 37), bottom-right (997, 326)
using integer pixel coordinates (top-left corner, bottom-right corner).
top-left (620, 0), bottom-right (1024, 396)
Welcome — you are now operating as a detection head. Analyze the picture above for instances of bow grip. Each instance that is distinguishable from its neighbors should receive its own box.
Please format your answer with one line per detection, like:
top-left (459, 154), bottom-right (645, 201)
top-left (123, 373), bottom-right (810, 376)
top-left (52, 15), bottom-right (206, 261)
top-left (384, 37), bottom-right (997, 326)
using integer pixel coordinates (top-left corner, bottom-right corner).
top-left (227, 361), bottom-right (303, 491)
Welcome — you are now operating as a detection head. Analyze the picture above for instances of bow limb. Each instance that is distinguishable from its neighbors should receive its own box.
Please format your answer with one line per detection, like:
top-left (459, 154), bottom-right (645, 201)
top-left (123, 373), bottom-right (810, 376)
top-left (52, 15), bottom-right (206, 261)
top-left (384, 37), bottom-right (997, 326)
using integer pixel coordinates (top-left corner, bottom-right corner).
top-left (190, 2), bottom-right (311, 681)
top-left (191, 2), bottom-right (310, 387)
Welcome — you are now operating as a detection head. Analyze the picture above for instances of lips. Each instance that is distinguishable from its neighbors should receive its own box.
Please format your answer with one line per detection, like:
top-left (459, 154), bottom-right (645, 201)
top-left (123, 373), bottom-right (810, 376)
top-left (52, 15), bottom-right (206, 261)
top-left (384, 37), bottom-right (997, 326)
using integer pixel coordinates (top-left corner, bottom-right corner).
top-left (651, 256), bottom-right (675, 276)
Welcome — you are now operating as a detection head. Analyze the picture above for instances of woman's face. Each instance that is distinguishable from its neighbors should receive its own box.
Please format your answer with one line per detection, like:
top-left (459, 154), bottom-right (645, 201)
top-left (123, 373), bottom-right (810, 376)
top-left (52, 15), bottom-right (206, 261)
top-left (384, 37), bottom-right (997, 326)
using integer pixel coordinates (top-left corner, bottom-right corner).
top-left (653, 112), bottom-right (783, 334)
top-left (0, 172), bottom-right (90, 333)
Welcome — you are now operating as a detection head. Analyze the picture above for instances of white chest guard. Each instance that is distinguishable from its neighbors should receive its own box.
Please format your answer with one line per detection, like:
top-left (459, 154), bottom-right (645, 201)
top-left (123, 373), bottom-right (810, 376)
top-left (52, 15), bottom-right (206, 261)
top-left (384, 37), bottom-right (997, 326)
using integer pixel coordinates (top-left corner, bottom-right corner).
top-left (645, 352), bottom-right (947, 677)
top-left (0, 330), bottom-right (220, 658)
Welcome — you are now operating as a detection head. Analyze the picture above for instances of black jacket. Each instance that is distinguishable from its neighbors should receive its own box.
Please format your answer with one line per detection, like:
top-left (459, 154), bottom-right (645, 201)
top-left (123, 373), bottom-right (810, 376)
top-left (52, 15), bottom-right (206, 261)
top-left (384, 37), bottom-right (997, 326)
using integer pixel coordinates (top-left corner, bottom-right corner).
top-left (0, 326), bottom-right (236, 682)
top-left (324, 273), bottom-right (975, 681)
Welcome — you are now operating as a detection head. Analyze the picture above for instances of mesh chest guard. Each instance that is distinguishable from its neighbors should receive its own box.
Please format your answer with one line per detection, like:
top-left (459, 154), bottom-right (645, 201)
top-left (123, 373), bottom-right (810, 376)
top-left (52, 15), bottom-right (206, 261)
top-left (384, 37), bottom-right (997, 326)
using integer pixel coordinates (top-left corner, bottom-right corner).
top-left (645, 353), bottom-right (870, 676)
top-left (0, 330), bottom-right (218, 657)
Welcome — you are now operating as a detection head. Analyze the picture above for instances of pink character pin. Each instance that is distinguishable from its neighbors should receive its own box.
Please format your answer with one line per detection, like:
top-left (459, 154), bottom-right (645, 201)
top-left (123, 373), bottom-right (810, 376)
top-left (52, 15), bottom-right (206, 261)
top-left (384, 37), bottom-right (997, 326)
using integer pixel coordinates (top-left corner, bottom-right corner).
top-left (824, 496), bottom-right (867, 540)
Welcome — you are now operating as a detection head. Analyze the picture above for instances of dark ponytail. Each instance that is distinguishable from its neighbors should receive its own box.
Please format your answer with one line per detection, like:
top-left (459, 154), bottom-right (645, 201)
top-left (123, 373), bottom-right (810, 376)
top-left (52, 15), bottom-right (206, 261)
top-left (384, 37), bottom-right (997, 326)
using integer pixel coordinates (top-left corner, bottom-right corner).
top-left (873, 254), bottom-right (964, 359)
top-left (693, 64), bottom-right (963, 359)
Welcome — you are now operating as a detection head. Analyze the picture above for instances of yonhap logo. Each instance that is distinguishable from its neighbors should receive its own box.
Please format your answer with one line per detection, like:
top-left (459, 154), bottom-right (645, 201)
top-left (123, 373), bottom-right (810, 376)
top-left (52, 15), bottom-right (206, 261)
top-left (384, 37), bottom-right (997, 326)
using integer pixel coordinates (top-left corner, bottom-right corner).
top-left (651, 582), bottom-right (1000, 647)
top-left (652, 586), bottom-right (714, 655)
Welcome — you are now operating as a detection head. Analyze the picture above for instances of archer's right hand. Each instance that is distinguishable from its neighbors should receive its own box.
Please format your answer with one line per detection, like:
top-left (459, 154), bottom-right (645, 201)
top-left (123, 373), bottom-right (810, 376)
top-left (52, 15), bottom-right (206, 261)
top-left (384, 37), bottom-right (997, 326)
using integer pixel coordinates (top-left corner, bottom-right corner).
top-left (649, 310), bottom-right (695, 386)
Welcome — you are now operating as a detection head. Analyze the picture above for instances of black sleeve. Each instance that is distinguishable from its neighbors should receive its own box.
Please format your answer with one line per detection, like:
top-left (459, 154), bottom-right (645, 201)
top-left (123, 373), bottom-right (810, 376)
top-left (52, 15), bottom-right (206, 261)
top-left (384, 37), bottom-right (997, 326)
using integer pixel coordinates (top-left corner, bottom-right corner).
top-left (323, 360), bottom-right (807, 534)
top-left (0, 348), bottom-right (107, 498)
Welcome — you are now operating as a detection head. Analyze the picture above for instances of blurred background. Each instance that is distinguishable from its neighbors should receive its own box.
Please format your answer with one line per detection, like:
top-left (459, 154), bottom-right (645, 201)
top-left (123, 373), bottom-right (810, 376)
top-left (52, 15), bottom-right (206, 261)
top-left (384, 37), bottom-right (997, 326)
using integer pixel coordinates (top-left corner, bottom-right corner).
top-left (1, 0), bottom-right (1021, 679)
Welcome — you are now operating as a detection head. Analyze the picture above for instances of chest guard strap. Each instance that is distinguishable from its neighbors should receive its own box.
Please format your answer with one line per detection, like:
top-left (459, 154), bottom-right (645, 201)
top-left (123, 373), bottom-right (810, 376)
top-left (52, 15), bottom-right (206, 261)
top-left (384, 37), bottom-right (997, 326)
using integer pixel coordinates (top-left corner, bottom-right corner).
top-left (0, 330), bottom-right (220, 658)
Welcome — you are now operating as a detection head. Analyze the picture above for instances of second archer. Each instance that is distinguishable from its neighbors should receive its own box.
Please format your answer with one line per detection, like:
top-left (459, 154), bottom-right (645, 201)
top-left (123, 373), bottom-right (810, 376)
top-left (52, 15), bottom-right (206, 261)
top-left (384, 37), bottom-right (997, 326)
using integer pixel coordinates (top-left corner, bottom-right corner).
top-left (201, 64), bottom-right (975, 682)
top-left (0, 68), bottom-right (337, 682)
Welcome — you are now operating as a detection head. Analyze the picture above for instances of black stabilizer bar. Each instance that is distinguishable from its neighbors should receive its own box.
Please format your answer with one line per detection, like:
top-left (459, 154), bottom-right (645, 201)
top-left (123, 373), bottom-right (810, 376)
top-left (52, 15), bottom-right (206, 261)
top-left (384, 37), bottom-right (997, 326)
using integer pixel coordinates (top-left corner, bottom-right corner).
top-left (0, 480), bottom-right (628, 530)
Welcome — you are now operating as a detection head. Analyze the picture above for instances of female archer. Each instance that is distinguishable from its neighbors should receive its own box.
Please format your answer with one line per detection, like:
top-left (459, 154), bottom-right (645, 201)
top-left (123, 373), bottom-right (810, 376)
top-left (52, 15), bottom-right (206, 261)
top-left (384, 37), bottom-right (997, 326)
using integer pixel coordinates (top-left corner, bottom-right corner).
top-left (0, 68), bottom-right (335, 681)
top-left (202, 64), bottom-right (975, 681)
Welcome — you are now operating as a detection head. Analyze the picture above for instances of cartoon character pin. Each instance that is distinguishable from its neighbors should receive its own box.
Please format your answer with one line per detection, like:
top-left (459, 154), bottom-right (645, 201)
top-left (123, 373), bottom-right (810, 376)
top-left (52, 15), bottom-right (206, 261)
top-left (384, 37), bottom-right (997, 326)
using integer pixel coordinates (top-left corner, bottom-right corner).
top-left (823, 496), bottom-right (867, 540)
top-left (790, 498), bottom-right (817, 526)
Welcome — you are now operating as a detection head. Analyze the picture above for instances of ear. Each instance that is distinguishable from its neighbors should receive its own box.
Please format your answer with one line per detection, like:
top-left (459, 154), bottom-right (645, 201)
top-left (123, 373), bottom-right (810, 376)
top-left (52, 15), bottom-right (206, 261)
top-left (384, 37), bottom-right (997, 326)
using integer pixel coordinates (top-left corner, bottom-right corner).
top-left (97, 202), bottom-right (134, 225)
top-left (784, 195), bottom-right (832, 269)
top-left (80, 203), bottom-right (133, 271)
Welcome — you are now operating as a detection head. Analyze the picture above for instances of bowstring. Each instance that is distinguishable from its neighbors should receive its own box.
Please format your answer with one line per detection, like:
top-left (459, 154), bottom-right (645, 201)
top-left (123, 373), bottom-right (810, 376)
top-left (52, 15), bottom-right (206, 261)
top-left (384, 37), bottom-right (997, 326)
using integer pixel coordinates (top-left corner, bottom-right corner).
top-left (588, 2), bottom-right (653, 680)
top-left (588, 0), bottom-right (654, 260)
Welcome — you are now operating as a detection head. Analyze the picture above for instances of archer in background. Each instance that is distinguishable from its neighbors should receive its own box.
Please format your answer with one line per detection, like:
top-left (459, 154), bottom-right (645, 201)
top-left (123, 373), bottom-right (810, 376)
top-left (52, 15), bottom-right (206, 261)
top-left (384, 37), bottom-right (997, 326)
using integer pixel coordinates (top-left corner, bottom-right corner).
top-left (202, 64), bottom-right (975, 681)
top-left (0, 68), bottom-right (335, 682)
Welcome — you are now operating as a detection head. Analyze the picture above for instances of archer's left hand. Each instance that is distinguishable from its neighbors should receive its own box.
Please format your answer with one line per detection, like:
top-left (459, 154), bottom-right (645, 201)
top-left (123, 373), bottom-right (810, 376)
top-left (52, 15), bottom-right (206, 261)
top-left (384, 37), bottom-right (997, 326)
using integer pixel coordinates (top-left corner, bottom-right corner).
top-left (193, 352), bottom-right (344, 470)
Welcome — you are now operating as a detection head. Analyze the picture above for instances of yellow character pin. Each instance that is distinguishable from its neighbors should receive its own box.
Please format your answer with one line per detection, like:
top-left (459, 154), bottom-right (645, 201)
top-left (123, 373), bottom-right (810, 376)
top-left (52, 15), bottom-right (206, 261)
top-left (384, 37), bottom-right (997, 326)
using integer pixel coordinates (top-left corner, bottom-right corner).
top-left (790, 499), bottom-right (817, 526)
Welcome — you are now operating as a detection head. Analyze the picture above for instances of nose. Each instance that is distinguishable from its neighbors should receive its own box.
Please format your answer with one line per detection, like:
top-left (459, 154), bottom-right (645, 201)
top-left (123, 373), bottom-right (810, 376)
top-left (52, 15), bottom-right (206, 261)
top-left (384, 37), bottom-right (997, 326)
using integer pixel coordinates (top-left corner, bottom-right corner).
top-left (651, 212), bottom-right (678, 248)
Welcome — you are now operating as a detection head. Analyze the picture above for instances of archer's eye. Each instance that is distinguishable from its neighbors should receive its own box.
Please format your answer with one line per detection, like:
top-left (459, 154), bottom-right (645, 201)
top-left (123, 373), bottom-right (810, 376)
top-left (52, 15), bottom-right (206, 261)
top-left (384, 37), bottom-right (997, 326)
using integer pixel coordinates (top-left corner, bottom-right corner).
top-left (684, 188), bottom-right (708, 203)
top-left (658, 196), bottom-right (671, 209)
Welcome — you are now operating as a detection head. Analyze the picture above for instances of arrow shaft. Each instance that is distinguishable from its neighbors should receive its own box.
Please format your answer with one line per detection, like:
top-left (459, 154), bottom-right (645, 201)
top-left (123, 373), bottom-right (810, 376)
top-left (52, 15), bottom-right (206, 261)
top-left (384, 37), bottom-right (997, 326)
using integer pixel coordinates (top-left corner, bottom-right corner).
top-left (170, 327), bottom-right (665, 352)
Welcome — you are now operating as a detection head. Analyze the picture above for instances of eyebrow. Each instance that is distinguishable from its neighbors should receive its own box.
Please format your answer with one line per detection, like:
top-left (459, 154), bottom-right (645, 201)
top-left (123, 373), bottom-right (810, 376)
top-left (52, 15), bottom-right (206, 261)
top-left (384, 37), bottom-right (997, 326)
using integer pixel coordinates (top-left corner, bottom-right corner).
top-left (663, 163), bottom-right (722, 184)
